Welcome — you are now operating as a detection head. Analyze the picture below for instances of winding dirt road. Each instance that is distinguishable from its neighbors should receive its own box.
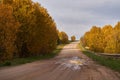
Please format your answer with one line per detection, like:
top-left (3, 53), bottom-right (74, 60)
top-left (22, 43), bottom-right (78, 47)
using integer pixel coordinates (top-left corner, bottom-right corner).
top-left (0, 42), bottom-right (120, 80)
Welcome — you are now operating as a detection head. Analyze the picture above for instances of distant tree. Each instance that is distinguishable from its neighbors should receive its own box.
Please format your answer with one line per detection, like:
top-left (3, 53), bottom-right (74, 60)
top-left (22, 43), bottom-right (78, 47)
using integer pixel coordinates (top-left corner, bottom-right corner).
top-left (71, 35), bottom-right (76, 42)
top-left (58, 31), bottom-right (69, 44)
top-left (56, 30), bottom-right (61, 44)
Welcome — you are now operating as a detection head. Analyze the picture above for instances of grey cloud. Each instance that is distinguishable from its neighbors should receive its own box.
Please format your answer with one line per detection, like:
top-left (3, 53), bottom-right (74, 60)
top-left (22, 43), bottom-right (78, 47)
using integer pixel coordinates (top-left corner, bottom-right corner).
top-left (33, 0), bottom-right (120, 39)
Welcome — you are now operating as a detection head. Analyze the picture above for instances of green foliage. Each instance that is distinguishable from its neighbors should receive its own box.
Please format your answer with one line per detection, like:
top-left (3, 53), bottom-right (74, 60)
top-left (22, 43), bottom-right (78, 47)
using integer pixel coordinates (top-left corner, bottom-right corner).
top-left (81, 22), bottom-right (120, 54)
top-left (3, 61), bottom-right (11, 66)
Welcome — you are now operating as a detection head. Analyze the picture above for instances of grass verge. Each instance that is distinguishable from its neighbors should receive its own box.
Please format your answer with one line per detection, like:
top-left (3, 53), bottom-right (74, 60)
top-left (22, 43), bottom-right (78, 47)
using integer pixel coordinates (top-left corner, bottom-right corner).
top-left (79, 43), bottom-right (120, 72)
top-left (0, 44), bottom-right (65, 67)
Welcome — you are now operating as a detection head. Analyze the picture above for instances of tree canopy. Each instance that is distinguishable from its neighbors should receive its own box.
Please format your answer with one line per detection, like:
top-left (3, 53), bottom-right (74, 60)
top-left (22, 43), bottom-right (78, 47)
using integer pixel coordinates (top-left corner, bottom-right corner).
top-left (58, 31), bottom-right (69, 44)
top-left (81, 22), bottom-right (120, 54)
top-left (71, 36), bottom-right (76, 42)
top-left (0, 0), bottom-right (58, 61)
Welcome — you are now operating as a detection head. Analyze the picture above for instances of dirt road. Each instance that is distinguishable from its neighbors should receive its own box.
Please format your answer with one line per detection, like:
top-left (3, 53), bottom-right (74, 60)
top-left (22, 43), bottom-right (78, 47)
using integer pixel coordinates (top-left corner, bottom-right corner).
top-left (0, 42), bottom-right (120, 80)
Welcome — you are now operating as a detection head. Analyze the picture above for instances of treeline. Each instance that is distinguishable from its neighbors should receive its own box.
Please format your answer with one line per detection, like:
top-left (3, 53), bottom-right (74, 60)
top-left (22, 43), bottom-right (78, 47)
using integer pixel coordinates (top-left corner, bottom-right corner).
top-left (81, 22), bottom-right (120, 54)
top-left (57, 31), bottom-right (69, 44)
top-left (0, 0), bottom-right (69, 62)
top-left (71, 35), bottom-right (76, 42)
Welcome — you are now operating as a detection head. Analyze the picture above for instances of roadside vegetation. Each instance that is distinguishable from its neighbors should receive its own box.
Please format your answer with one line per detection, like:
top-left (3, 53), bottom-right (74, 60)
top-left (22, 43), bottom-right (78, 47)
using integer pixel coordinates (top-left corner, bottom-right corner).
top-left (80, 22), bottom-right (120, 72)
top-left (0, 0), bottom-right (69, 66)
top-left (79, 43), bottom-right (120, 72)
top-left (57, 31), bottom-right (69, 44)
top-left (80, 22), bottom-right (120, 54)
top-left (0, 44), bottom-right (65, 67)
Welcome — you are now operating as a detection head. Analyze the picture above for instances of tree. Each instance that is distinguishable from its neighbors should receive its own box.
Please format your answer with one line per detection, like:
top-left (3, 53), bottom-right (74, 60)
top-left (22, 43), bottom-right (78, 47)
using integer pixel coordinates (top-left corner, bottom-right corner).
top-left (56, 30), bottom-right (61, 45)
top-left (104, 32), bottom-right (119, 53)
top-left (71, 35), bottom-right (76, 42)
top-left (12, 0), bottom-right (35, 57)
top-left (101, 25), bottom-right (113, 51)
top-left (0, 4), bottom-right (20, 61)
top-left (104, 23), bottom-right (120, 53)
top-left (58, 31), bottom-right (69, 44)
top-left (0, 0), bottom-right (58, 60)
top-left (81, 22), bottom-right (120, 54)
top-left (8, 0), bottom-right (58, 56)
top-left (84, 26), bottom-right (103, 52)
top-left (27, 2), bottom-right (58, 55)
top-left (2, 0), bottom-right (14, 4)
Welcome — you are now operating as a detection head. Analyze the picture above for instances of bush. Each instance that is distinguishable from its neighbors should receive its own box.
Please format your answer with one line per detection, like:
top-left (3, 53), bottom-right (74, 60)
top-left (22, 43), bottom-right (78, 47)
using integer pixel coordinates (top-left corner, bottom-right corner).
top-left (3, 61), bottom-right (11, 66)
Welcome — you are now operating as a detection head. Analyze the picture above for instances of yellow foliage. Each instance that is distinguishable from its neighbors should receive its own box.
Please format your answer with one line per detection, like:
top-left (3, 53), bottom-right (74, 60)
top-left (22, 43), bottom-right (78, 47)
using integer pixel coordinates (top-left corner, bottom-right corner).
top-left (58, 31), bottom-right (69, 44)
top-left (81, 22), bottom-right (120, 54)
top-left (71, 36), bottom-right (76, 42)
top-left (0, 0), bottom-right (58, 61)
top-left (0, 4), bottom-right (20, 61)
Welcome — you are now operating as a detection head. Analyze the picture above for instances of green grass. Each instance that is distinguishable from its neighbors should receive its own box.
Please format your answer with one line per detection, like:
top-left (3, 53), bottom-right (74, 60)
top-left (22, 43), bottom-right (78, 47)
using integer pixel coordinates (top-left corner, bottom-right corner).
top-left (0, 44), bottom-right (65, 67)
top-left (79, 43), bottom-right (120, 72)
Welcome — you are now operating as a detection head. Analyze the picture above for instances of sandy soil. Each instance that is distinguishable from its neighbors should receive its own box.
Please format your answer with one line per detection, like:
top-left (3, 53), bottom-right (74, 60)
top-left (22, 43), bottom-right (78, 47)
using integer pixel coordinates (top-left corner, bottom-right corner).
top-left (0, 41), bottom-right (120, 80)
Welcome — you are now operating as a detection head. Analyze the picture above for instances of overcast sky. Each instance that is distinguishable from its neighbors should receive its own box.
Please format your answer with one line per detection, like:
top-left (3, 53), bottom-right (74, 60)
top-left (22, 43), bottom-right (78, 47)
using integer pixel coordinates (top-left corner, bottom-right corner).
top-left (33, 0), bottom-right (120, 39)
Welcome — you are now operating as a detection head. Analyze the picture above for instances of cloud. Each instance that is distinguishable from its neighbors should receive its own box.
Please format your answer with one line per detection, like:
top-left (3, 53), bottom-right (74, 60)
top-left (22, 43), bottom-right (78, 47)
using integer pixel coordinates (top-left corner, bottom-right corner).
top-left (33, 0), bottom-right (120, 39)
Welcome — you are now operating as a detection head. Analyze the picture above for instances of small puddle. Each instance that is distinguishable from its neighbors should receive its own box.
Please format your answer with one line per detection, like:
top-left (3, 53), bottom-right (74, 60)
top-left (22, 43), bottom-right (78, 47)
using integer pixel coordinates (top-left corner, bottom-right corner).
top-left (55, 56), bottom-right (87, 71)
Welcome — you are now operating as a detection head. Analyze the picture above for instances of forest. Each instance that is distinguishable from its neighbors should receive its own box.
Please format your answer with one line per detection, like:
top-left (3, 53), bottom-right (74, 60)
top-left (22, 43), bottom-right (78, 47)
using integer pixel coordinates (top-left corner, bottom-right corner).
top-left (0, 0), bottom-right (69, 62)
top-left (81, 22), bottom-right (120, 54)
